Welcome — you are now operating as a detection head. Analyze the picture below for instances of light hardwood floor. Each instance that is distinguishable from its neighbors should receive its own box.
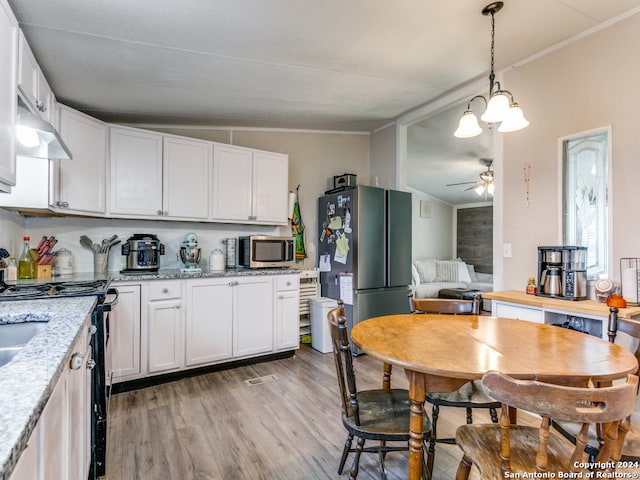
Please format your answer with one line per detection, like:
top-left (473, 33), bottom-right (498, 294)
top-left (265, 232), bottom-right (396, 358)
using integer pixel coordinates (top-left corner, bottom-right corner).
top-left (104, 345), bottom-right (509, 480)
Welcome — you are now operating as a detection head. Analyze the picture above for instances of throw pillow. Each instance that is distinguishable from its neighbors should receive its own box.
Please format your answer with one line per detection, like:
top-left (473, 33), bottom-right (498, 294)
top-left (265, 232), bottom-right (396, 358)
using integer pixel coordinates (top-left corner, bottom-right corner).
top-left (435, 260), bottom-right (459, 282)
top-left (457, 261), bottom-right (472, 283)
top-left (466, 264), bottom-right (477, 282)
top-left (411, 264), bottom-right (421, 286)
top-left (415, 259), bottom-right (437, 283)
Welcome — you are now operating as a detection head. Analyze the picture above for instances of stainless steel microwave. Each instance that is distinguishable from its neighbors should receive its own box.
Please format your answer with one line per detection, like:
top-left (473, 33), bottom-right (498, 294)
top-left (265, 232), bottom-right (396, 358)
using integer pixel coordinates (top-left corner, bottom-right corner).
top-left (237, 236), bottom-right (295, 268)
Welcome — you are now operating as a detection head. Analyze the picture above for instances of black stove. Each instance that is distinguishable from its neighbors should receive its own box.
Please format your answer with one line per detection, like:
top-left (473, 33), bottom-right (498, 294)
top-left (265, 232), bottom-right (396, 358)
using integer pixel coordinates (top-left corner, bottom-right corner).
top-left (0, 271), bottom-right (117, 479)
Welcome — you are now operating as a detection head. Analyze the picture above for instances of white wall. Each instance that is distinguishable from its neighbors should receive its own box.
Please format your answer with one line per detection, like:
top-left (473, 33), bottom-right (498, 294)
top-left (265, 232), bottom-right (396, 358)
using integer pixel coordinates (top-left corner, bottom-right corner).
top-left (498, 12), bottom-right (640, 290)
top-left (369, 123), bottom-right (397, 189)
top-left (0, 208), bottom-right (25, 262)
top-left (410, 190), bottom-right (454, 260)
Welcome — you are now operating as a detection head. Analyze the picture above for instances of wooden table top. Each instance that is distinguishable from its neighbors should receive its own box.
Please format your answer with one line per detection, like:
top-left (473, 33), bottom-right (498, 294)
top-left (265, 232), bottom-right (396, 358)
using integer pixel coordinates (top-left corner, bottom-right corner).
top-left (351, 314), bottom-right (639, 385)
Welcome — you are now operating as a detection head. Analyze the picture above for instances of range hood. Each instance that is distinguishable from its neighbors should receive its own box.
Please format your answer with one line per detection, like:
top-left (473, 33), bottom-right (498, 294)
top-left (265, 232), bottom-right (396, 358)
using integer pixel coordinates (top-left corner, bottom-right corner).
top-left (16, 91), bottom-right (72, 160)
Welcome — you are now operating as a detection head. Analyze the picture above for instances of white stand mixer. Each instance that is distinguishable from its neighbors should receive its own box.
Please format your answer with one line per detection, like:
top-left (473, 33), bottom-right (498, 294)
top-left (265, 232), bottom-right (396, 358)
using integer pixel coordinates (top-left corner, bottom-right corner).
top-left (179, 232), bottom-right (202, 274)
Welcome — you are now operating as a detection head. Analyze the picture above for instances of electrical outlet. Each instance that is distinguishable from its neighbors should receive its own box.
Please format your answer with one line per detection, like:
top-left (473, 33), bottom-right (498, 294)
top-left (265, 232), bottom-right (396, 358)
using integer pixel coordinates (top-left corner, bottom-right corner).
top-left (502, 243), bottom-right (512, 258)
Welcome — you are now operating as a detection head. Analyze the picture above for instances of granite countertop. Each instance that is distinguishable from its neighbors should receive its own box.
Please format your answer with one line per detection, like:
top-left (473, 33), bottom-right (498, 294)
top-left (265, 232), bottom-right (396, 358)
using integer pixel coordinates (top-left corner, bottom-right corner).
top-left (109, 267), bottom-right (301, 282)
top-left (0, 297), bottom-right (96, 480)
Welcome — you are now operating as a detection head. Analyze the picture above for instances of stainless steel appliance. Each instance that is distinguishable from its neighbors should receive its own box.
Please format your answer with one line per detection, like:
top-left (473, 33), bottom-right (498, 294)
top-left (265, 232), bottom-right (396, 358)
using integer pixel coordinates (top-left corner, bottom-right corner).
top-left (318, 185), bottom-right (412, 354)
top-left (121, 233), bottom-right (165, 272)
top-left (179, 232), bottom-right (202, 274)
top-left (537, 246), bottom-right (587, 300)
top-left (0, 273), bottom-right (118, 479)
top-left (237, 235), bottom-right (295, 268)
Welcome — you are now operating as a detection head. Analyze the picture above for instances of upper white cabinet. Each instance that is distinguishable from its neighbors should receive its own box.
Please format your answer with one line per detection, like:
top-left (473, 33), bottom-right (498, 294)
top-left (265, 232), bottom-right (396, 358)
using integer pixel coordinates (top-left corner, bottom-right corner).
top-left (162, 134), bottom-right (211, 220)
top-left (212, 144), bottom-right (288, 225)
top-left (0, 0), bottom-right (17, 192)
top-left (17, 30), bottom-right (55, 124)
top-left (109, 126), bottom-right (163, 217)
top-left (54, 105), bottom-right (107, 214)
top-left (109, 127), bottom-right (211, 220)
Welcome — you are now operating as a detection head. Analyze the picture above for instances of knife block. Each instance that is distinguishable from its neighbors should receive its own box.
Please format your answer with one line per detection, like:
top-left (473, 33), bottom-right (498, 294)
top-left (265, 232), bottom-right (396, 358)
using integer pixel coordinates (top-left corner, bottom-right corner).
top-left (36, 264), bottom-right (52, 279)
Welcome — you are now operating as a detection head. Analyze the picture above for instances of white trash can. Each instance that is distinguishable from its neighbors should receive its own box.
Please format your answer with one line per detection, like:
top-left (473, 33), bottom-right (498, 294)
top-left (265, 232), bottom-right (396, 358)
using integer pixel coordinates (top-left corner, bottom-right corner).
top-left (309, 297), bottom-right (338, 353)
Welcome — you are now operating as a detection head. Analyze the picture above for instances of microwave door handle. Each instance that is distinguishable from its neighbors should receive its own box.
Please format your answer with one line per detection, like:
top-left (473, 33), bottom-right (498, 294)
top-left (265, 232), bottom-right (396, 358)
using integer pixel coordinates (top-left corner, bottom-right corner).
top-left (287, 240), bottom-right (295, 261)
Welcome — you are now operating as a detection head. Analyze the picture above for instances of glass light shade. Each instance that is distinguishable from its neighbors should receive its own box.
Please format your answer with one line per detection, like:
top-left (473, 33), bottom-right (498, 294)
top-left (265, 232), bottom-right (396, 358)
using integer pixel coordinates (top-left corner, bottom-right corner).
top-left (474, 184), bottom-right (486, 196)
top-left (487, 182), bottom-right (495, 196)
top-left (17, 125), bottom-right (39, 147)
top-left (481, 91), bottom-right (510, 123)
top-left (498, 104), bottom-right (529, 132)
top-left (454, 110), bottom-right (482, 138)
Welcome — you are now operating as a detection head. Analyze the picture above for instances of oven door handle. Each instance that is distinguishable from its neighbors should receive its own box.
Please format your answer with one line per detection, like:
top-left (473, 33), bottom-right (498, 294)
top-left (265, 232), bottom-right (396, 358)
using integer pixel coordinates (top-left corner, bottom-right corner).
top-left (103, 287), bottom-right (119, 311)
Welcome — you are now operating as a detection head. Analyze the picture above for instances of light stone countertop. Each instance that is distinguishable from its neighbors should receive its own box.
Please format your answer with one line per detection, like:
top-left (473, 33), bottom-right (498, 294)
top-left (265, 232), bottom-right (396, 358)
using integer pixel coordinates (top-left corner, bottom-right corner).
top-left (0, 297), bottom-right (96, 480)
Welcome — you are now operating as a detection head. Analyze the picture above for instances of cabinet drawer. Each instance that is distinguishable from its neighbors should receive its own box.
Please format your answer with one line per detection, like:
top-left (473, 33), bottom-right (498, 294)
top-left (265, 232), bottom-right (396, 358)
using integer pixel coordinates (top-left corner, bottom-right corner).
top-left (147, 281), bottom-right (181, 300)
top-left (494, 302), bottom-right (543, 323)
top-left (276, 275), bottom-right (298, 291)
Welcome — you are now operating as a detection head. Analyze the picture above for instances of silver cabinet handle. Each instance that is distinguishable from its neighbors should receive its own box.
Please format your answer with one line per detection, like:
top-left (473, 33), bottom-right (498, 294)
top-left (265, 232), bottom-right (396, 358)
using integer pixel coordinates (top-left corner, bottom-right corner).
top-left (157, 210), bottom-right (163, 216)
top-left (286, 281), bottom-right (291, 286)
top-left (86, 359), bottom-right (96, 370)
top-left (56, 201), bottom-right (69, 208)
top-left (88, 325), bottom-right (97, 335)
top-left (36, 100), bottom-right (46, 112)
top-left (162, 288), bottom-right (169, 293)
top-left (70, 352), bottom-right (84, 370)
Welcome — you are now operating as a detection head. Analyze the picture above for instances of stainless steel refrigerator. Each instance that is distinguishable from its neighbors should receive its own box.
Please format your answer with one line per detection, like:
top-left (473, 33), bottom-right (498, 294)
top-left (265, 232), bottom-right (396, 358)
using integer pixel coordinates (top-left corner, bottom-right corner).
top-left (318, 185), bottom-right (412, 354)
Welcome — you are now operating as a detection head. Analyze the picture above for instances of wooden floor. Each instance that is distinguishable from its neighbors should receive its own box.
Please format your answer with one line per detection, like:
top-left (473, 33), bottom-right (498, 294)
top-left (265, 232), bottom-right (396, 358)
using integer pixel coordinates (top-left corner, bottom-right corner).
top-left (103, 345), bottom-right (511, 480)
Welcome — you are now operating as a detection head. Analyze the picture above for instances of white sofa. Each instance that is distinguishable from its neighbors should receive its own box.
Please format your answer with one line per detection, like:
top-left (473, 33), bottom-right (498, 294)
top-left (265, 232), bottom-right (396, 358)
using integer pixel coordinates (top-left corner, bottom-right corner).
top-left (411, 258), bottom-right (494, 299)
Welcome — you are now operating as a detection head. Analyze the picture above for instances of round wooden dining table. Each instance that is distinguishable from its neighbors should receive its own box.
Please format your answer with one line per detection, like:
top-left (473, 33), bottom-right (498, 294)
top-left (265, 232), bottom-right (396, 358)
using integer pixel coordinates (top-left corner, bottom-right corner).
top-left (350, 313), bottom-right (639, 480)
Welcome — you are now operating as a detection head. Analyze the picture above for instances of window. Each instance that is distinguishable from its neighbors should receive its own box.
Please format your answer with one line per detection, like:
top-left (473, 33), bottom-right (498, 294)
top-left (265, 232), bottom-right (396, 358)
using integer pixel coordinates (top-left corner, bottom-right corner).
top-left (562, 128), bottom-right (610, 279)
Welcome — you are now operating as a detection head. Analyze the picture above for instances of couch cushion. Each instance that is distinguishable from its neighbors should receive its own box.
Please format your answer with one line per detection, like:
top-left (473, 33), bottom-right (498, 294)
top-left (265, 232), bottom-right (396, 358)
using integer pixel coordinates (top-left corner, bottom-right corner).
top-left (415, 259), bottom-right (437, 283)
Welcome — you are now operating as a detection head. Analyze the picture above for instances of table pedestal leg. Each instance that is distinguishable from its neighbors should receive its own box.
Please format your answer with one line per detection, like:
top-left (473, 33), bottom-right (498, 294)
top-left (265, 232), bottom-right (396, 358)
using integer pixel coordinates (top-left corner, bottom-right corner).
top-left (407, 371), bottom-right (426, 480)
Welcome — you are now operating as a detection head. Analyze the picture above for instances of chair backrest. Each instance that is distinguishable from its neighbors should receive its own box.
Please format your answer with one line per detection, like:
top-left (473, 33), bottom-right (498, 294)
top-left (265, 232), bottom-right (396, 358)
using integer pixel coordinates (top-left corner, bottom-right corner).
top-left (481, 371), bottom-right (639, 473)
top-left (408, 292), bottom-right (479, 315)
top-left (608, 307), bottom-right (640, 373)
top-left (327, 300), bottom-right (361, 425)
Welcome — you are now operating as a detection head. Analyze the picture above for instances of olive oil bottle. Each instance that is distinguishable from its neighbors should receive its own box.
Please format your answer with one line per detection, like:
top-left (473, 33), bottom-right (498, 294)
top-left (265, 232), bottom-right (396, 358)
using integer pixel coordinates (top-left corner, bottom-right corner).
top-left (18, 236), bottom-right (35, 279)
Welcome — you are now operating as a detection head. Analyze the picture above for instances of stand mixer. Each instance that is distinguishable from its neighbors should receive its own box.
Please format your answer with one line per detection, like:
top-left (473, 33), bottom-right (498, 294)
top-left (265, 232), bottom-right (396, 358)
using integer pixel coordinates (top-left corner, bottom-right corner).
top-left (179, 232), bottom-right (202, 274)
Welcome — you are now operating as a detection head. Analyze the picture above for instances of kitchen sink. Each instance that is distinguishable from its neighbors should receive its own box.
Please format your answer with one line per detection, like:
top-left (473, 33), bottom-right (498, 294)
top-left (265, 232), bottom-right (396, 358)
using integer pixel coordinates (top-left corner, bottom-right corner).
top-left (0, 320), bottom-right (49, 367)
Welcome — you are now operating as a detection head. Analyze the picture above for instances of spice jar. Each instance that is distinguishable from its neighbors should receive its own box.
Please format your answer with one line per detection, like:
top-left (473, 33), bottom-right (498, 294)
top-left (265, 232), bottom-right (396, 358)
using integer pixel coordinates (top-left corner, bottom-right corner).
top-left (526, 276), bottom-right (537, 295)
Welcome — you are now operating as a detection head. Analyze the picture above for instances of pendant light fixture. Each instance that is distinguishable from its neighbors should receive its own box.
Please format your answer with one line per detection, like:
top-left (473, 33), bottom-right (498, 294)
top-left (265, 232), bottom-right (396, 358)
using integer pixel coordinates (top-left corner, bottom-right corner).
top-left (454, 2), bottom-right (529, 138)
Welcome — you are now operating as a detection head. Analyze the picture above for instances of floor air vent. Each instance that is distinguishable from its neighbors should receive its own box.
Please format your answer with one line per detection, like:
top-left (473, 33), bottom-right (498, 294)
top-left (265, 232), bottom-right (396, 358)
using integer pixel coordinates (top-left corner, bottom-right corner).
top-left (244, 374), bottom-right (278, 386)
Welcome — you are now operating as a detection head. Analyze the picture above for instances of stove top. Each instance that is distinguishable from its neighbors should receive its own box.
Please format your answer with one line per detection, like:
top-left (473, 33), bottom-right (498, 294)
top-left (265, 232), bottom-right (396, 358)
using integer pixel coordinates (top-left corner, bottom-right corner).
top-left (0, 279), bottom-right (111, 301)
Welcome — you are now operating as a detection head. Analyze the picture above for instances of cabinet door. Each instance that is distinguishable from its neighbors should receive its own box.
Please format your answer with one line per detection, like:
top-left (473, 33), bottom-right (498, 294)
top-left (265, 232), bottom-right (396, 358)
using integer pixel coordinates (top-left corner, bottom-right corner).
top-left (493, 302), bottom-right (543, 323)
top-left (185, 278), bottom-right (233, 366)
top-left (275, 290), bottom-right (299, 351)
top-left (17, 30), bottom-right (38, 109)
top-left (109, 126), bottom-right (163, 217)
top-left (41, 368), bottom-right (67, 480)
top-left (110, 284), bottom-right (141, 381)
top-left (163, 135), bottom-right (211, 219)
top-left (211, 144), bottom-right (253, 222)
top-left (253, 151), bottom-right (289, 224)
top-left (67, 329), bottom-right (89, 480)
top-left (147, 298), bottom-right (183, 373)
top-left (0, 2), bottom-right (17, 190)
top-left (10, 421), bottom-right (40, 480)
top-left (234, 276), bottom-right (274, 357)
top-left (57, 105), bottom-right (107, 214)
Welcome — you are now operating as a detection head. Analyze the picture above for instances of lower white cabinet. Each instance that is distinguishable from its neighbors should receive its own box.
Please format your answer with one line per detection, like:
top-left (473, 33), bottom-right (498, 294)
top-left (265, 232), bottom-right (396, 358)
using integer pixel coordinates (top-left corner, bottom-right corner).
top-left (110, 284), bottom-right (141, 381)
top-left (275, 275), bottom-right (300, 351)
top-left (233, 276), bottom-right (274, 357)
top-left (11, 319), bottom-right (93, 480)
top-left (145, 281), bottom-right (183, 373)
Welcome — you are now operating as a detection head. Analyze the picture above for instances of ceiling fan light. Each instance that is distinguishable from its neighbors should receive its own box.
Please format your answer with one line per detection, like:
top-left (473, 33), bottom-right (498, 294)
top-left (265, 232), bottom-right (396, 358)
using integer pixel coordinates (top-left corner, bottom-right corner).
top-left (474, 184), bottom-right (486, 196)
top-left (497, 103), bottom-right (529, 132)
top-left (481, 91), bottom-right (510, 123)
top-left (454, 110), bottom-right (482, 138)
top-left (487, 182), bottom-right (495, 195)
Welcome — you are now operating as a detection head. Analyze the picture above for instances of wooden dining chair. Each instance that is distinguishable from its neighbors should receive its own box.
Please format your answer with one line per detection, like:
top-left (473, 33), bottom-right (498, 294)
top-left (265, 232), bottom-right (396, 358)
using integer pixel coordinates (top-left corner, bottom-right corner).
top-left (455, 371), bottom-right (639, 480)
top-left (552, 307), bottom-right (640, 461)
top-left (327, 300), bottom-right (433, 480)
top-left (407, 292), bottom-right (501, 479)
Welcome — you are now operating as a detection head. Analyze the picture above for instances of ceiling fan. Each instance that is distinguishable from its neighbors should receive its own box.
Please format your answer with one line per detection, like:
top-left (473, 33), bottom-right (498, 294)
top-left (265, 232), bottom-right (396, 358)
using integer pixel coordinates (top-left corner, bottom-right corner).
top-left (446, 158), bottom-right (494, 198)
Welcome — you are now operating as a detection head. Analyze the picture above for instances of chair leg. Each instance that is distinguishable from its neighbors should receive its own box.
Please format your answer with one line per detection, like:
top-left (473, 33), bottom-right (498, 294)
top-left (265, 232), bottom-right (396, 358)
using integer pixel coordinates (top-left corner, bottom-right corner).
top-left (378, 449), bottom-right (387, 480)
top-left (427, 403), bottom-right (438, 479)
top-left (349, 436), bottom-right (365, 480)
top-left (423, 441), bottom-right (433, 480)
top-left (455, 454), bottom-right (473, 480)
top-left (465, 407), bottom-right (473, 424)
top-left (489, 407), bottom-right (498, 423)
top-left (339, 433), bottom-right (354, 474)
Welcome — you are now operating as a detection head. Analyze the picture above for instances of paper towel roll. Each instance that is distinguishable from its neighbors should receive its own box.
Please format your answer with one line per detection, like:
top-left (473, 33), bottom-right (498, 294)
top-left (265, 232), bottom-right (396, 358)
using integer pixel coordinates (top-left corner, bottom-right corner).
top-left (621, 267), bottom-right (639, 304)
top-left (288, 192), bottom-right (296, 220)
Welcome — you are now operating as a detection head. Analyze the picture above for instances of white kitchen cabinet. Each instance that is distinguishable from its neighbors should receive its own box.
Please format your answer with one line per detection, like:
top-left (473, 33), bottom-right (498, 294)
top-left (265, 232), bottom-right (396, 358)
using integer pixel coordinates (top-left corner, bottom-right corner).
top-left (274, 275), bottom-right (300, 351)
top-left (492, 302), bottom-right (544, 323)
top-left (17, 30), bottom-right (55, 124)
top-left (184, 277), bottom-right (233, 366)
top-left (110, 284), bottom-right (142, 382)
top-left (212, 144), bottom-right (289, 225)
top-left (108, 126), bottom-right (163, 217)
top-left (54, 105), bottom-right (107, 214)
top-left (145, 281), bottom-right (183, 373)
top-left (234, 276), bottom-right (274, 357)
top-left (0, 0), bottom-right (17, 192)
top-left (10, 421), bottom-right (40, 479)
top-left (162, 134), bottom-right (211, 219)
